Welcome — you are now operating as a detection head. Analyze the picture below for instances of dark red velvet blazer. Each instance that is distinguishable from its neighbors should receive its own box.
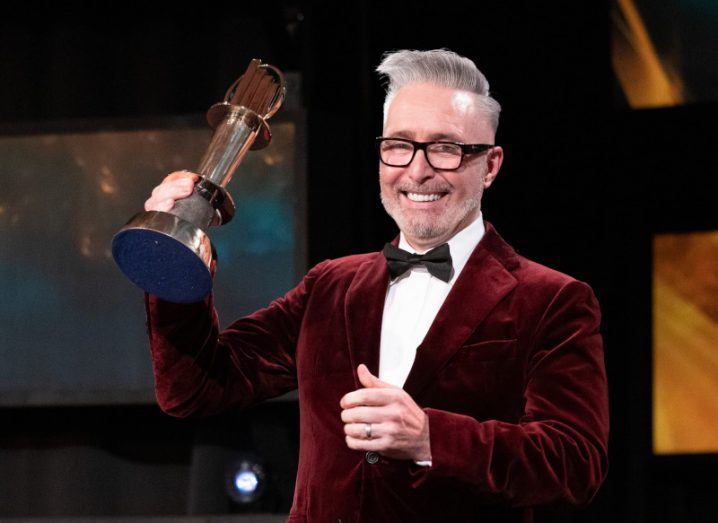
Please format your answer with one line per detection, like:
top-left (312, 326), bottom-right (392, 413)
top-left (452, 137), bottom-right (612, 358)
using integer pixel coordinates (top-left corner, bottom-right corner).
top-left (146, 223), bottom-right (609, 523)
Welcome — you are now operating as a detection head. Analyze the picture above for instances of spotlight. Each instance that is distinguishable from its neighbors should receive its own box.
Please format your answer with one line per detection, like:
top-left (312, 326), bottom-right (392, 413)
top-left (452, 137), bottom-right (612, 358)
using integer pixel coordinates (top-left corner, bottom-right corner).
top-left (225, 455), bottom-right (266, 505)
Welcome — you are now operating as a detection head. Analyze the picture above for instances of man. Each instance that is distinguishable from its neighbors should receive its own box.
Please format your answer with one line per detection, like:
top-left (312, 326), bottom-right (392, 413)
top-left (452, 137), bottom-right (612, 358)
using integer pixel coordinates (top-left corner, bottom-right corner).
top-left (144, 49), bottom-right (609, 522)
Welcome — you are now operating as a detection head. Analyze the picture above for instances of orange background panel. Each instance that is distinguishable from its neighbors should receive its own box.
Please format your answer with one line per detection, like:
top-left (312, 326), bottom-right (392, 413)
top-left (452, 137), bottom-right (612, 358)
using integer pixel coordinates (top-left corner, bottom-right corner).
top-left (653, 231), bottom-right (718, 454)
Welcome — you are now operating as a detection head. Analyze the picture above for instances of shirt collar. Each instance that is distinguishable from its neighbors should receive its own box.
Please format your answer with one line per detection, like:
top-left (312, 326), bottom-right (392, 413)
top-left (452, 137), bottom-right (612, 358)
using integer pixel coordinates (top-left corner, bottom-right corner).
top-left (397, 212), bottom-right (485, 284)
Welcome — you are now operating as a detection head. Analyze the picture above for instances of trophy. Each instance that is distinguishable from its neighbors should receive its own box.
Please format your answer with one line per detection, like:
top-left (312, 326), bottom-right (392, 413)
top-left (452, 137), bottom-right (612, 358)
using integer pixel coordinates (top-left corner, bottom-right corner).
top-left (112, 59), bottom-right (286, 303)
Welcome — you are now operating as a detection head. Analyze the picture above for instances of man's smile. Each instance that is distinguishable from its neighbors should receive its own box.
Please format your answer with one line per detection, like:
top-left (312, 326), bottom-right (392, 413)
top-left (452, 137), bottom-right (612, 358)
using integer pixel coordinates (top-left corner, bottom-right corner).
top-left (404, 191), bottom-right (446, 202)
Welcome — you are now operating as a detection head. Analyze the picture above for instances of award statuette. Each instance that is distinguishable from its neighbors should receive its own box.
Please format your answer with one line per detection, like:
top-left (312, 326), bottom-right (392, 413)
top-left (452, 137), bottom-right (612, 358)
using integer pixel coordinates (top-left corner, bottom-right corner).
top-left (112, 59), bottom-right (286, 303)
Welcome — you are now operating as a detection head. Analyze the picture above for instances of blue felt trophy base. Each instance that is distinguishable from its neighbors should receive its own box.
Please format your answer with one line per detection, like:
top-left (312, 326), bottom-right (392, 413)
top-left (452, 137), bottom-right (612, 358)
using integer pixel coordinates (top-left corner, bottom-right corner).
top-left (112, 211), bottom-right (213, 304)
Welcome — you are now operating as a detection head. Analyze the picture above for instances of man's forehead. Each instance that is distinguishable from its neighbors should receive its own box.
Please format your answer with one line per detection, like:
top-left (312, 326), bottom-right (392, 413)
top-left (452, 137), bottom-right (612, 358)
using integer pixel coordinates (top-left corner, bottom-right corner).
top-left (384, 83), bottom-right (492, 140)
top-left (451, 91), bottom-right (477, 113)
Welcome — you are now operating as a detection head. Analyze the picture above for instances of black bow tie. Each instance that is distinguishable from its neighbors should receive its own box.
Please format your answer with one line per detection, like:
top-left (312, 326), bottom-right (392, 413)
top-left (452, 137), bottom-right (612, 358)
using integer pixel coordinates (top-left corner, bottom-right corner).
top-left (382, 243), bottom-right (453, 282)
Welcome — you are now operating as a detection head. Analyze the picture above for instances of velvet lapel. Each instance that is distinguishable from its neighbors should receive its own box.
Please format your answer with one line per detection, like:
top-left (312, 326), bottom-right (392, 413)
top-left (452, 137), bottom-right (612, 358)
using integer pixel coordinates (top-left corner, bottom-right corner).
top-left (402, 227), bottom-right (518, 399)
top-left (344, 252), bottom-right (390, 387)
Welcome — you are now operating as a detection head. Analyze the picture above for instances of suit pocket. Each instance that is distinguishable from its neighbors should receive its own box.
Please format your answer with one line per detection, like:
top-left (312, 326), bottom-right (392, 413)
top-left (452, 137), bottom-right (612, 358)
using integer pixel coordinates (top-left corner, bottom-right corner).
top-left (458, 339), bottom-right (518, 361)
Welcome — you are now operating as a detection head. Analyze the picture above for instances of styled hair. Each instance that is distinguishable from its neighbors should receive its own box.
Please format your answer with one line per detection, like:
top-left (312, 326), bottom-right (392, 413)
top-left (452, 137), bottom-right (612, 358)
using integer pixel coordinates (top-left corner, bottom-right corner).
top-left (376, 49), bottom-right (501, 133)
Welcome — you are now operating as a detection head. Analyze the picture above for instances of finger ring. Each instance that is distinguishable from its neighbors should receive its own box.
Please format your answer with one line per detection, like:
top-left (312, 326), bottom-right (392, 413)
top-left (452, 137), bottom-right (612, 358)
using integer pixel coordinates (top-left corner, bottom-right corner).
top-left (364, 423), bottom-right (373, 439)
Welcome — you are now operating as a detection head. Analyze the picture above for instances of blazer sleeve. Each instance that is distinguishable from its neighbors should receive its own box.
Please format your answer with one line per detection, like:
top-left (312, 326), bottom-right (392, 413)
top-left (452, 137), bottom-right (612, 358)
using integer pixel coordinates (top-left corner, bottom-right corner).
top-left (145, 260), bottom-right (330, 417)
top-left (413, 280), bottom-right (609, 507)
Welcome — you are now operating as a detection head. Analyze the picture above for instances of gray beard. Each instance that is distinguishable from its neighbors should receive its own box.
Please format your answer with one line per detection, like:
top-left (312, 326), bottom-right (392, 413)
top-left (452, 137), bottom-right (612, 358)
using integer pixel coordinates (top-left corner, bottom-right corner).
top-left (380, 192), bottom-right (482, 241)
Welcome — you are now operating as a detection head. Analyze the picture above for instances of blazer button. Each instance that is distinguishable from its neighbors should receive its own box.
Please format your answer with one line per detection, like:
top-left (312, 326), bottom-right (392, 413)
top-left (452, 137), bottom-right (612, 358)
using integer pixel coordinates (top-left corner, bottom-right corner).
top-left (365, 451), bottom-right (379, 464)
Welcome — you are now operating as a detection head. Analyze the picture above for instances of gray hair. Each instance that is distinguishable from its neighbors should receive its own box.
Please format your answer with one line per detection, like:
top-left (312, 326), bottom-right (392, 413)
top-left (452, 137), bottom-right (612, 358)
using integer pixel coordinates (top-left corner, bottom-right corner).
top-left (376, 49), bottom-right (501, 133)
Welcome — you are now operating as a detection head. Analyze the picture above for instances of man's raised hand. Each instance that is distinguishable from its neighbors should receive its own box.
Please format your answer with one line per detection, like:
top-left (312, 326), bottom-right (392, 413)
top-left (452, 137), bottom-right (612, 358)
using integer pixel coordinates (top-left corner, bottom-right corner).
top-left (144, 171), bottom-right (200, 213)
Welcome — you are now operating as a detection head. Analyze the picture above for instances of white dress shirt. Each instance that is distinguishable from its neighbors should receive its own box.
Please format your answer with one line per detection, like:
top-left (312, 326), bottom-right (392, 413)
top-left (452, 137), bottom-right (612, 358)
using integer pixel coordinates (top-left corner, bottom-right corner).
top-left (378, 213), bottom-right (486, 387)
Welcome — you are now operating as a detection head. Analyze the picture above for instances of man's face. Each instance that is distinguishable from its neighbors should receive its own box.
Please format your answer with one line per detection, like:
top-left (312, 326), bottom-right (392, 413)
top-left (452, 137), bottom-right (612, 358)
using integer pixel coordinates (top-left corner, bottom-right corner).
top-left (380, 82), bottom-right (503, 251)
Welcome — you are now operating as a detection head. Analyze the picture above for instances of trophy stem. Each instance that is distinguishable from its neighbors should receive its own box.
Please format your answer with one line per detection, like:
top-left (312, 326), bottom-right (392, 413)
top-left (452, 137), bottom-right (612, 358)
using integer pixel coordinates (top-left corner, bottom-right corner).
top-left (198, 105), bottom-right (263, 188)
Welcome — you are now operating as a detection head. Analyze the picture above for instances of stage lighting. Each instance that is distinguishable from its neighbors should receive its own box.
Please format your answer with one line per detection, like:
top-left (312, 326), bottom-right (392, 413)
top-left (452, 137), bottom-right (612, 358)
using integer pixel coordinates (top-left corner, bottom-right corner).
top-left (225, 455), bottom-right (266, 505)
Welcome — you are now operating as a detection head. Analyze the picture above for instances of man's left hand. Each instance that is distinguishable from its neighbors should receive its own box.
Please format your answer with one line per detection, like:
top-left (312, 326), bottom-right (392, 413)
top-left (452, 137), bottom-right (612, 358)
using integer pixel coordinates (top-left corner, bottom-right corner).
top-left (340, 364), bottom-right (431, 462)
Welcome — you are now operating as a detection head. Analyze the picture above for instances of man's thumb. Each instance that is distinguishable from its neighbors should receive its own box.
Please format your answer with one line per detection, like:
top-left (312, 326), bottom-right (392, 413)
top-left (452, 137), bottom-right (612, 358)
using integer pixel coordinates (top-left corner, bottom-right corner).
top-left (357, 364), bottom-right (392, 388)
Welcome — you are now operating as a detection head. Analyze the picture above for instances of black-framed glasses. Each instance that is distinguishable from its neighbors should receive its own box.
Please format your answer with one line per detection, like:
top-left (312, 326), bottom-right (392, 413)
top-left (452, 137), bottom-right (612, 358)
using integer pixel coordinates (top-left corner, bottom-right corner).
top-left (376, 137), bottom-right (495, 171)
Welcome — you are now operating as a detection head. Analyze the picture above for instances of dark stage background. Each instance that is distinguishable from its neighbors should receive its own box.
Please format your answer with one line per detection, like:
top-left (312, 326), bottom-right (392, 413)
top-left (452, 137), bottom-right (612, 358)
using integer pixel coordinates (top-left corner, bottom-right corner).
top-left (1, 2), bottom-right (717, 521)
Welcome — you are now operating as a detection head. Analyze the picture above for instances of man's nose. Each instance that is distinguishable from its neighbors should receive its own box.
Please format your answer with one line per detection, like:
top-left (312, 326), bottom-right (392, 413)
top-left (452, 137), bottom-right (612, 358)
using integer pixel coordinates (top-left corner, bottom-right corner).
top-left (405, 149), bottom-right (436, 183)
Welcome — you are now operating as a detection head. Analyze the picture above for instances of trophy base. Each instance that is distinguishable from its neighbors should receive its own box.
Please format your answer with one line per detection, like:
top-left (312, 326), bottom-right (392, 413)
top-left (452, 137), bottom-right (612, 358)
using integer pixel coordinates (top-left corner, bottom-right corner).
top-left (112, 211), bottom-right (213, 303)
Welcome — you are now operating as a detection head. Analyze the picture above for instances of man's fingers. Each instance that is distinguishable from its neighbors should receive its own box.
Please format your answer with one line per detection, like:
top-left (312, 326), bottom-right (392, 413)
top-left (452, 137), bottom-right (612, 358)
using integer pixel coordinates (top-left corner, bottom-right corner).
top-left (152, 177), bottom-right (195, 200)
top-left (144, 172), bottom-right (198, 212)
top-left (340, 405), bottom-right (385, 424)
top-left (343, 422), bottom-right (386, 439)
top-left (340, 388), bottom-right (395, 409)
top-left (164, 170), bottom-right (200, 183)
top-left (154, 198), bottom-right (177, 213)
top-left (345, 435), bottom-right (386, 452)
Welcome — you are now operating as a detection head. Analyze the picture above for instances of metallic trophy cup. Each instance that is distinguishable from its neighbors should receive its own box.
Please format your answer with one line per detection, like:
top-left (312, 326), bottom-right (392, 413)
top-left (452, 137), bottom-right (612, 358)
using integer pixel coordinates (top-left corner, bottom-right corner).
top-left (112, 59), bottom-right (286, 303)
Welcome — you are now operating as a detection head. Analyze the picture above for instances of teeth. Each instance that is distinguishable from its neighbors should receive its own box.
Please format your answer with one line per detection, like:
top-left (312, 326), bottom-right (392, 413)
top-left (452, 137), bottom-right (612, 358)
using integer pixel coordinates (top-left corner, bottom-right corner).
top-left (406, 192), bottom-right (442, 202)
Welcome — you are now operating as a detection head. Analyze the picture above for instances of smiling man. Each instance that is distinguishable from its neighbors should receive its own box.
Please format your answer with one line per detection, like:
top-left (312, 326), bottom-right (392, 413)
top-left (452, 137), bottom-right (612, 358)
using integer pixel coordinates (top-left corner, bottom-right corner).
top-left (378, 81), bottom-right (502, 250)
top-left (144, 49), bottom-right (609, 522)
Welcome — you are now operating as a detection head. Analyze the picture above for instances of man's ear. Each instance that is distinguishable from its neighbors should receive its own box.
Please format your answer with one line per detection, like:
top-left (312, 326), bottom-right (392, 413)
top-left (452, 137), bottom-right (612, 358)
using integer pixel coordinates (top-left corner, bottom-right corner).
top-left (483, 146), bottom-right (504, 189)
